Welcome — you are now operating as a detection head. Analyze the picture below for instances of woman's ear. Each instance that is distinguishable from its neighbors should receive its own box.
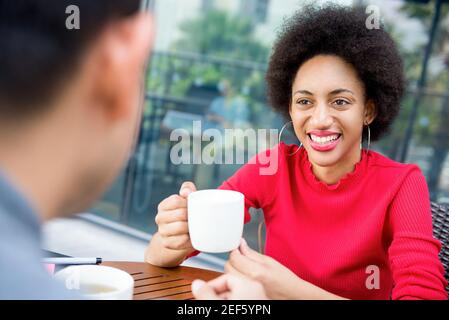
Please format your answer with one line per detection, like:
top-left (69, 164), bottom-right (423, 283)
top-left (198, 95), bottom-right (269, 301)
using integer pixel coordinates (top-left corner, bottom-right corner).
top-left (288, 100), bottom-right (293, 119)
top-left (364, 100), bottom-right (377, 125)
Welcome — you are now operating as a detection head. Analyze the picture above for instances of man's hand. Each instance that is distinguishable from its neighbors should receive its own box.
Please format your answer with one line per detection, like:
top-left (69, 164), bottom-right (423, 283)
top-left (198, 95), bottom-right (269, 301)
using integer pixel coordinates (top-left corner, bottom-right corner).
top-left (191, 274), bottom-right (268, 300)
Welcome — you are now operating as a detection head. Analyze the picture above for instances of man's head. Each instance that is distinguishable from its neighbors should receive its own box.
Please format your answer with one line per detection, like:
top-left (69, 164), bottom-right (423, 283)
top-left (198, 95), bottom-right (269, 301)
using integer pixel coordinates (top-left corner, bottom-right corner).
top-left (0, 1), bottom-right (154, 218)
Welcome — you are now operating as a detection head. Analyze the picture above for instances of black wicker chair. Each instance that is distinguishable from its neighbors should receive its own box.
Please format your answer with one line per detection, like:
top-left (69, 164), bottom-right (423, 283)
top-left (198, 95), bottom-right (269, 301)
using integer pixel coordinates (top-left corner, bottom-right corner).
top-left (431, 202), bottom-right (449, 294)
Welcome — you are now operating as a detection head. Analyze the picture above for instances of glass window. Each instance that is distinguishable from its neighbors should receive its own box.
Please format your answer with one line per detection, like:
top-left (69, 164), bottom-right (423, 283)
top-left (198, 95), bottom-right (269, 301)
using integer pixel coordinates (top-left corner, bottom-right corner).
top-left (90, 0), bottom-right (449, 259)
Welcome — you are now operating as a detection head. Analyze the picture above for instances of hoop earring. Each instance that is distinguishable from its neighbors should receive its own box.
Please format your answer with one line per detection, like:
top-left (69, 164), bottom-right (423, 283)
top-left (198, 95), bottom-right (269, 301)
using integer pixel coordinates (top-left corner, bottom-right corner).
top-left (361, 124), bottom-right (371, 152)
top-left (367, 125), bottom-right (371, 152)
top-left (279, 121), bottom-right (302, 156)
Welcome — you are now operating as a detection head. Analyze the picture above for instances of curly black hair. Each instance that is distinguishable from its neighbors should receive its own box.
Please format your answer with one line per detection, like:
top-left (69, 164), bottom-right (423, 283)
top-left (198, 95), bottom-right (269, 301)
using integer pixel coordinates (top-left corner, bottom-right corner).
top-left (265, 4), bottom-right (405, 142)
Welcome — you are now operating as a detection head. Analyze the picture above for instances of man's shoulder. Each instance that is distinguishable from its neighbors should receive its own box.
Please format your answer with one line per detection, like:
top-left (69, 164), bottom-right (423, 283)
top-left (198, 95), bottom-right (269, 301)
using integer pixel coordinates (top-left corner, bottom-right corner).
top-left (0, 242), bottom-right (81, 300)
top-left (0, 209), bottom-right (81, 300)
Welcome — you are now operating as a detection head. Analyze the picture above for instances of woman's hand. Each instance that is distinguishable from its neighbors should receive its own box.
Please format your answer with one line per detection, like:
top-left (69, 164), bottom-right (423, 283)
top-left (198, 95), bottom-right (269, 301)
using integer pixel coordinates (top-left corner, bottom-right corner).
top-left (191, 274), bottom-right (268, 300)
top-left (224, 239), bottom-right (303, 299)
top-left (145, 181), bottom-right (197, 267)
top-left (154, 181), bottom-right (196, 251)
top-left (225, 239), bottom-right (347, 300)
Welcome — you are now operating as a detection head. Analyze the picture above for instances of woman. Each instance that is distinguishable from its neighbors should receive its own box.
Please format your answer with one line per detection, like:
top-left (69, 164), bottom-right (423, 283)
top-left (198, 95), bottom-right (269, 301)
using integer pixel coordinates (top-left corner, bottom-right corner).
top-left (145, 5), bottom-right (448, 299)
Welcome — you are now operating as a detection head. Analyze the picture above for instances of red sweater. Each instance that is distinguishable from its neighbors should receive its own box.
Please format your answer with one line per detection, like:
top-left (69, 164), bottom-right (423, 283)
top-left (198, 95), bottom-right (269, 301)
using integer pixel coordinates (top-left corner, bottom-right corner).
top-left (215, 143), bottom-right (447, 300)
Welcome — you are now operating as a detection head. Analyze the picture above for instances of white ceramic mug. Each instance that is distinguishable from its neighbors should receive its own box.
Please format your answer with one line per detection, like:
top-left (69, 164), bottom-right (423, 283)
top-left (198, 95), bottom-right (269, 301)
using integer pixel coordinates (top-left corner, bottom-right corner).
top-left (55, 265), bottom-right (134, 300)
top-left (188, 189), bottom-right (244, 253)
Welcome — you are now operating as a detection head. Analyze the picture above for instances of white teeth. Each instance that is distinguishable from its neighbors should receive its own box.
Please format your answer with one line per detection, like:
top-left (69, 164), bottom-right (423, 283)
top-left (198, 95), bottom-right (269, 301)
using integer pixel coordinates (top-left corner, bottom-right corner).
top-left (310, 134), bottom-right (339, 144)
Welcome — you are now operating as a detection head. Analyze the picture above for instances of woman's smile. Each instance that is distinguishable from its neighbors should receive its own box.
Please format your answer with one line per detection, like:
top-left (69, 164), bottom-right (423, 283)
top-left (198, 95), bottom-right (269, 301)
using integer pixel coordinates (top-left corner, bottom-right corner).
top-left (307, 130), bottom-right (342, 152)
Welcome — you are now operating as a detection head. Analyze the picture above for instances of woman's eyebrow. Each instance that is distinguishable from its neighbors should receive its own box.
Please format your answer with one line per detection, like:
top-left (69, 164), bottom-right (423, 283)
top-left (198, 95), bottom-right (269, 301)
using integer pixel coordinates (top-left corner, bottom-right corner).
top-left (329, 88), bottom-right (355, 95)
top-left (293, 89), bottom-right (314, 96)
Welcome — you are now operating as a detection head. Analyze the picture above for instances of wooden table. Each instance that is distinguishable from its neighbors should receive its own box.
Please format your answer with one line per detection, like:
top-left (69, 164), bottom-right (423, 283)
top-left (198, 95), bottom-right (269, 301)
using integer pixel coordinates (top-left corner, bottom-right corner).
top-left (102, 261), bottom-right (222, 300)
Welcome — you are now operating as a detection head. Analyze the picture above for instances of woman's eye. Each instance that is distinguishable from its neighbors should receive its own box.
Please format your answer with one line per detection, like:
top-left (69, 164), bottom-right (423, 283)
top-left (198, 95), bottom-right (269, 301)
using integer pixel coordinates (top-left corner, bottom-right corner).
top-left (296, 99), bottom-right (311, 105)
top-left (333, 99), bottom-right (349, 106)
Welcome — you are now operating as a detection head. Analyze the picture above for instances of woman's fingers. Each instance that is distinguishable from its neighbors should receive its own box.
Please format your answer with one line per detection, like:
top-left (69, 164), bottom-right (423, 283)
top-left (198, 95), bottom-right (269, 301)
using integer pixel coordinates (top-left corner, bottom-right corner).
top-left (239, 238), bottom-right (266, 262)
top-left (228, 249), bottom-right (266, 281)
top-left (155, 208), bottom-right (187, 225)
top-left (157, 195), bottom-right (187, 211)
top-left (158, 221), bottom-right (189, 237)
top-left (179, 181), bottom-right (197, 198)
top-left (226, 253), bottom-right (255, 277)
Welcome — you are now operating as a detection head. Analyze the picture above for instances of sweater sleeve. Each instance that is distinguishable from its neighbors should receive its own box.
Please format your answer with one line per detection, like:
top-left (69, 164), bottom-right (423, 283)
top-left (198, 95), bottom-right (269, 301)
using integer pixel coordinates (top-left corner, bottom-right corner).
top-left (388, 166), bottom-right (448, 300)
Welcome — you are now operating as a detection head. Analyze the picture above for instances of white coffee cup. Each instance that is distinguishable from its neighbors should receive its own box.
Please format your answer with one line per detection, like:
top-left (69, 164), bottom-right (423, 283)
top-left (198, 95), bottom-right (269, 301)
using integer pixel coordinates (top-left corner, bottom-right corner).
top-left (188, 189), bottom-right (244, 253)
top-left (55, 265), bottom-right (134, 300)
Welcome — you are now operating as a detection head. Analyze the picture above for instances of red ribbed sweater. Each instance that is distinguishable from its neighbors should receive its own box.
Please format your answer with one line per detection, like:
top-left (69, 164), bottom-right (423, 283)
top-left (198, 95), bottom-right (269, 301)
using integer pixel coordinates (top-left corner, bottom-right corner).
top-left (215, 143), bottom-right (447, 300)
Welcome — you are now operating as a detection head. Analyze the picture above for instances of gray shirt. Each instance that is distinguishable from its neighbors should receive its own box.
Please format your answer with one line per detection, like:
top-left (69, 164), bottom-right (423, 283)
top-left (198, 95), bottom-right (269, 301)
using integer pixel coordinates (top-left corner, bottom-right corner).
top-left (0, 171), bottom-right (80, 299)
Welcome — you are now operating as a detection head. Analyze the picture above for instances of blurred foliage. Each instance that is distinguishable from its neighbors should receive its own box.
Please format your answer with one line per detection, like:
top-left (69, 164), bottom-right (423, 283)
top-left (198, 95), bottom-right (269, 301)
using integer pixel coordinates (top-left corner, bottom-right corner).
top-left (174, 10), bottom-right (269, 62)
top-left (145, 9), bottom-right (272, 128)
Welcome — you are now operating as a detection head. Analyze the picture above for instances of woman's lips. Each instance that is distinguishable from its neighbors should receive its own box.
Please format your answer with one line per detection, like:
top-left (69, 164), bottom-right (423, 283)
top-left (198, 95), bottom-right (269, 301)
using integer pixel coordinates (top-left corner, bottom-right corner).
top-left (308, 134), bottom-right (341, 152)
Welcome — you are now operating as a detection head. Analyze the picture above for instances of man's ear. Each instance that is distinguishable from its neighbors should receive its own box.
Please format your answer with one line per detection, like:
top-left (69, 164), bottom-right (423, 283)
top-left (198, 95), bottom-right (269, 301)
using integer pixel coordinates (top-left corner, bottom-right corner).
top-left (364, 99), bottom-right (377, 125)
top-left (86, 12), bottom-right (155, 121)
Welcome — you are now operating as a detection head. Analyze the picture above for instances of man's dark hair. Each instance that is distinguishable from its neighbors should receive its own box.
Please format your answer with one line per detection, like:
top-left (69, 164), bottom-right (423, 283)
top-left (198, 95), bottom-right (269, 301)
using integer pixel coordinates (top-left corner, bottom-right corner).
top-left (265, 4), bottom-right (405, 142)
top-left (0, 0), bottom-right (141, 119)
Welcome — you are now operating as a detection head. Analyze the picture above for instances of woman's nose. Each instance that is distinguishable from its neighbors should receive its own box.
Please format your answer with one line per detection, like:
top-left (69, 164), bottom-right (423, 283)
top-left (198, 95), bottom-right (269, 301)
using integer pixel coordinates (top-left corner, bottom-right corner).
top-left (310, 103), bottom-right (333, 127)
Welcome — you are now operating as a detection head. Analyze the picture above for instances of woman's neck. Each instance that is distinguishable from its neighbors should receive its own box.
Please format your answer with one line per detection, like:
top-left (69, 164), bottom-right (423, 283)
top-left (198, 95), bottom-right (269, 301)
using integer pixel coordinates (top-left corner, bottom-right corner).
top-left (310, 146), bottom-right (362, 185)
